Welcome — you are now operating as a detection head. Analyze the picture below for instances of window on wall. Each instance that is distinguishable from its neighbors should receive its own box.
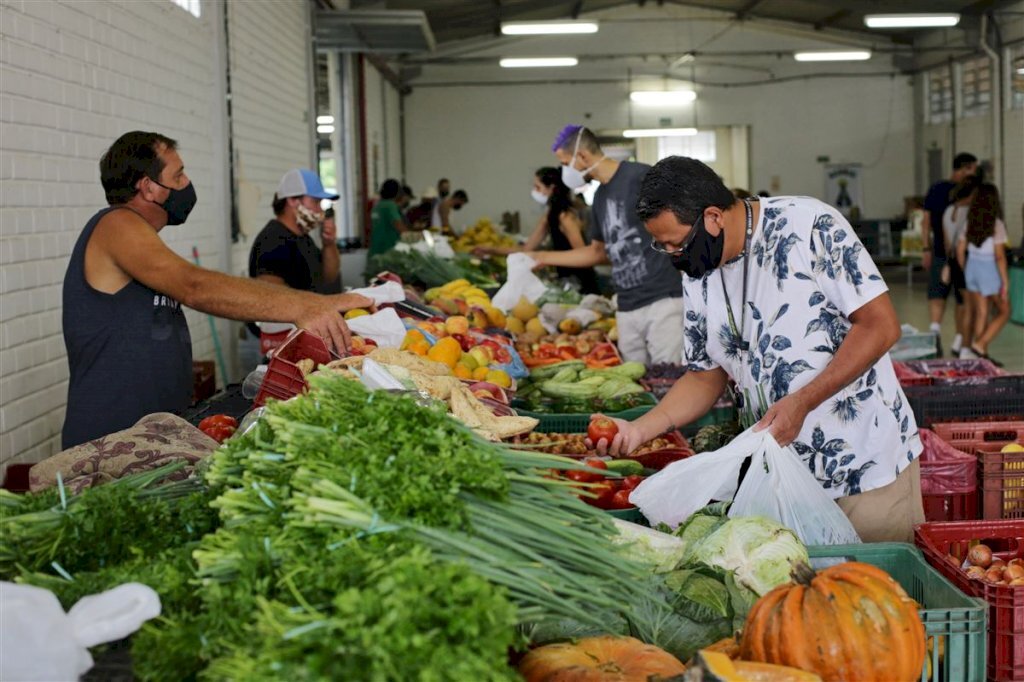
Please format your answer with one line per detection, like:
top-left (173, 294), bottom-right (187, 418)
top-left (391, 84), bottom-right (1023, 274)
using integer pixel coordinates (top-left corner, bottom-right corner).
top-left (926, 67), bottom-right (953, 123)
top-left (170, 0), bottom-right (201, 18)
top-left (656, 131), bottom-right (717, 162)
top-left (1011, 45), bottom-right (1024, 110)
top-left (961, 56), bottom-right (992, 117)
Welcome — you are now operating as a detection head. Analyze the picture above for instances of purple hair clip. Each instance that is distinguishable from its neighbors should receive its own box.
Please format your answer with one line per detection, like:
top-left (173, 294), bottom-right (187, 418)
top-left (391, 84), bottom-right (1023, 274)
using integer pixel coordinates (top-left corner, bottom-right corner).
top-left (551, 124), bottom-right (583, 152)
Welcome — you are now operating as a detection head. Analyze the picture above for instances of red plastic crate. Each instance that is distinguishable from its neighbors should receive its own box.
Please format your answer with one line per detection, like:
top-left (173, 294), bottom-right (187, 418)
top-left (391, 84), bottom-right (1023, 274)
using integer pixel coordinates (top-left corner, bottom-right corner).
top-left (904, 358), bottom-right (1008, 385)
top-left (893, 361), bottom-right (933, 387)
top-left (923, 490), bottom-right (979, 522)
top-left (932, 421), bottom-right (1024, 456)
top-left (979, 445), bottom-right (1024, 520)
top-left (915, 520), bottom-right (1024, 682)
top-left (920, 428), bottom-right (979, 521)
top-left (253, 329), bottom-right (332, 407)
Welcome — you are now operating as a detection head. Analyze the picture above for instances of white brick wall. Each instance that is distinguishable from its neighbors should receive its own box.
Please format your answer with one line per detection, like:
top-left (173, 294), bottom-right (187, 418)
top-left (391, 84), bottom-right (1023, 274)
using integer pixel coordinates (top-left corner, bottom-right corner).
top-left (0, 0), bottom-right (316, 471)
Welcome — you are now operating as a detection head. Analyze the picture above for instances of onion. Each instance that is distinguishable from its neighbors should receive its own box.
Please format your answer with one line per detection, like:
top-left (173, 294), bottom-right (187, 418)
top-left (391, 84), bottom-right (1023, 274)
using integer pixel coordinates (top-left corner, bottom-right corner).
top-left (1004, 564), bottom-right (1024, 581)
top-left (965, 566), bottom-right (987, 580)
top-left (1009, 578), bottom-right (1024, 587)
top-left (968, 544), bottom-right (994, 569)
top-left (985, 568), bottom-right (1005, 583)
top-left (1008, 558), bottom-right (1024, 568)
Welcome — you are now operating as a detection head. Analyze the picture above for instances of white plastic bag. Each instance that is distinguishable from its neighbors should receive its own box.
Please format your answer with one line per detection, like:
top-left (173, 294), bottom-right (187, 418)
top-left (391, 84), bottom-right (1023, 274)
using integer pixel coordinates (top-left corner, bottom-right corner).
top-left (631, 427), bottom-right (860, 546)
top-left (1, 581), bottom-right (161, 681)
top-left (491, 253), bottom-right (547, 312)
top-left (345, 308), bottom-right (408, 348)
top-left (346, 281), bottom-right (406, 306)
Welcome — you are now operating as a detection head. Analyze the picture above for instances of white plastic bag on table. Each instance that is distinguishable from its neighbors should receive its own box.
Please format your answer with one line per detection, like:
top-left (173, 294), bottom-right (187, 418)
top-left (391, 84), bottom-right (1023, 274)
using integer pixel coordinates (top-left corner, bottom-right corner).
top-left (346, 280), bottom-right (406, 306)
top-left (630, 427), bottom-right (860, 546)
top-left (0, 581), bottom-right (161, 681)
top-left (491, 253), bottom-right (547, 312)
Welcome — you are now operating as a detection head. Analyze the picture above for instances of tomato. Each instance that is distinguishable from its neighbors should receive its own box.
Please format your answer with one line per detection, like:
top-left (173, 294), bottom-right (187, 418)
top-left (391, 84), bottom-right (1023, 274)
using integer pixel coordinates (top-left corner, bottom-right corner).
top-left (610, 489), bottom-right (635, 509)
top-left (202, 424), bottom-right (236, 443)
top-left (582, 457), bottom-right (608, 472)
top-left (566, 469), bottom-right (601, 484)
top-left (199, 414), bottom-right (237, 431)
top-left (621, 475), bottom-right (645, 491)
top-left (583, 482), bottom-right (616, 509)
top-left (588, 418), bottom-right (619, 445)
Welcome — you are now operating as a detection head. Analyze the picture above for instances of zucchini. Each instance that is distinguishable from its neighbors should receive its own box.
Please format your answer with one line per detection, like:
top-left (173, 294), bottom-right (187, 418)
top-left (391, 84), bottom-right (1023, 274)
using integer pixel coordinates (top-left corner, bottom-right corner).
top-left (605, 459), bottom-right (644, 476)
top-left (531, 360), bottom-right (585, 381)
top-left (539, 381), bottom-right (600, 399)
top-left (602, 361), bottom-right (647, 381)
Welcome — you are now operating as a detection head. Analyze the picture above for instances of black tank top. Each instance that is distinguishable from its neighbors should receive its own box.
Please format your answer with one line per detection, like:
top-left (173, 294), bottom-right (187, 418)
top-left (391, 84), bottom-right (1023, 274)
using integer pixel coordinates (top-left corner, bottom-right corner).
top-left (61, 207), bottom-right (193, 448)
top-left (548, 206), bottom-right (600, 295)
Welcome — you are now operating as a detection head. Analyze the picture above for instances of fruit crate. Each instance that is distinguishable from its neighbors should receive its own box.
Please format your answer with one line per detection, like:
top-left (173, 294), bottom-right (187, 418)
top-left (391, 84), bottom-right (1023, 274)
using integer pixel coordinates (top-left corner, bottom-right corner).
top-left (808, 543), bottom-right (987, 682)
top-left (904, 359), bottom-right (1008, 386)
top-left (978, 445), bottom-right (1024, 520)
top-left (920, 429), bottom-right (980, 522)
top-left (904, 380), bottom-right (1024, 428)
top-left (523, 398), bottom-right (658, 433)
top-left (915, 521), bottom-right (1024, 682)
top-left (253, 329), bottom-right (332, 407)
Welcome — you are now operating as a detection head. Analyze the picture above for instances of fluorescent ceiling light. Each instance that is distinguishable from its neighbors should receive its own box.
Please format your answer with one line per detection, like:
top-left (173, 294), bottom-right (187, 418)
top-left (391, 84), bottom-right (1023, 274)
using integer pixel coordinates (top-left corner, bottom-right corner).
top-left (501, 21), bottom-right (598, 35)
top-left (500, 57), bottom-right (578, 68)
top-left (864, 14), bottom-right (959, 28)
top-left (316, 115), bottom-right (334, 125)
top-left (630, 90), bottom-right (697, 105)
top-left (794, 50), bottom-right (872, 62)
top-left (316, 125), bottom-right (335, 134)
top-left (1017, 67), bottom-right (1024, 75)
top-left (623, 128), bottom-right (697, 138)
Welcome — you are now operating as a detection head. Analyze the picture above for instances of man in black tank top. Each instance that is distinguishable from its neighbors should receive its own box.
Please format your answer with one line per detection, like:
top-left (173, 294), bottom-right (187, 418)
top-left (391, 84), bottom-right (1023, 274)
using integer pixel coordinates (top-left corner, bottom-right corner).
top-left (61, 131), bottom-right (371, 448)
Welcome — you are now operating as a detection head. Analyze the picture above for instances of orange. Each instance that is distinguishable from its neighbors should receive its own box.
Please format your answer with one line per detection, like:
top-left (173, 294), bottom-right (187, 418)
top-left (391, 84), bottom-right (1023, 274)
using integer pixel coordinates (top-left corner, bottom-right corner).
top-left (453, 363), bottom-right (473, 380)
top-left (427, 337), bottom-right (462, 368)
top-left (408, 340), bottom-right (430, 356)
top-left (486, 369), bottom-right (512, 389)
top-left (445, 315), bottom-right (470, 335)
top-left (401, 329), bottom-right (425, 350)
top-left (472, 366), bottom-right (490, 381)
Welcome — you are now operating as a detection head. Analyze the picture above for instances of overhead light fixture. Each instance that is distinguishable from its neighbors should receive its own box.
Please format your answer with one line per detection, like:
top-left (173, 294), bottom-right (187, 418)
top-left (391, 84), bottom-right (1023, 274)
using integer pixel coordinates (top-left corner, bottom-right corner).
top-left (317, 125), bottom-right (335, 134)
top-left (623, 128), bottom-right (698, 138)
top-left (794, 50), bottom-right (872, 62)
top-left (316, 115), bottom-right (334, 125)
top-left (864, 14), bottom-right (959, 28)
top-left (499, 57), bottom-right (578, 68)
top-left (501, 21), bottom-right (598, 35)
top-left (629, 90), bottom-right (697, 105)
top-left (1017, 66), bottom-right (1024, 75)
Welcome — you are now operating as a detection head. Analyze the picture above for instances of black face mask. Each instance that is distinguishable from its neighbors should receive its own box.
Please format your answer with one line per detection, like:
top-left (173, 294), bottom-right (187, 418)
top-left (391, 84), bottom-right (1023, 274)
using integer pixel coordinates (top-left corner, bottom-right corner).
top-left (151, 180), bottom-right (197, 225)
top-left (669, 214), bottom-right (725, 279)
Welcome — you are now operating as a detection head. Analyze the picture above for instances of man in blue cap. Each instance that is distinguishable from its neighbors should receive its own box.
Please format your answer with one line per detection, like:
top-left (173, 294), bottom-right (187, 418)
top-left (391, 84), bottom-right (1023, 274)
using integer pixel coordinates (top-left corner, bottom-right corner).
top-left (249, 168), bottom-right (342, 294)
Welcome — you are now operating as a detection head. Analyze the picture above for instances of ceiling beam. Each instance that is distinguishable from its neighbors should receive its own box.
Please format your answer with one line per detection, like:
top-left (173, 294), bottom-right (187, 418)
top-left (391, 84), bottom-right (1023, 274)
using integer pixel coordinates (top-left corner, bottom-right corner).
top-left (734, 0), bottom-right (765, 20)
top-left (572, 0), bottom-right (585, 19)
top-left (814, 9), bottom-right (849, 31)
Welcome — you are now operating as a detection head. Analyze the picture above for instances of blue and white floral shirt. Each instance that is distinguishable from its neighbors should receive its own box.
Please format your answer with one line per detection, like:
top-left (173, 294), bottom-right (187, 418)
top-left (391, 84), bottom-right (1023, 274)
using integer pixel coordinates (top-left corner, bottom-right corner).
top-left (682, 196), bottom-right (922, 499)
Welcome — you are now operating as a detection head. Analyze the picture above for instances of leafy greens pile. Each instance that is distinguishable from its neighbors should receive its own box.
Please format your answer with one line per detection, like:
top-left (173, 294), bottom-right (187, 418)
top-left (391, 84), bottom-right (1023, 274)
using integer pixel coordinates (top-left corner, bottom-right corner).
top-left (2, 374), bottom-right (658, 680)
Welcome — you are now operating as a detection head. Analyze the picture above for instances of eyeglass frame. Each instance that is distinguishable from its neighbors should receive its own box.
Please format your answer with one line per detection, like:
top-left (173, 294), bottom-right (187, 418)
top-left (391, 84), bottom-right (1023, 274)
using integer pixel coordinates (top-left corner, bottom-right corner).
top-left (648, 212), bottom-right (705, 256)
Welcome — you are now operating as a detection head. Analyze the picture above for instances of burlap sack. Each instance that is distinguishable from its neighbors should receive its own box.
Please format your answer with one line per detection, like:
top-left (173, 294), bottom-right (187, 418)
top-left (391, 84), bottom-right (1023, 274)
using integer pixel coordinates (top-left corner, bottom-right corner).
top-left (29, 413), bottom-right (218, 493)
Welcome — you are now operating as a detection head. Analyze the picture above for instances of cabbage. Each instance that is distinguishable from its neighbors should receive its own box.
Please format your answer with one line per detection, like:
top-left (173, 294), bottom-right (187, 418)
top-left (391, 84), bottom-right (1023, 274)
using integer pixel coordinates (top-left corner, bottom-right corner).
top-left (686, 516), bottom-right (808, 596)
top-left (611, 519), bottom-right (687, 573)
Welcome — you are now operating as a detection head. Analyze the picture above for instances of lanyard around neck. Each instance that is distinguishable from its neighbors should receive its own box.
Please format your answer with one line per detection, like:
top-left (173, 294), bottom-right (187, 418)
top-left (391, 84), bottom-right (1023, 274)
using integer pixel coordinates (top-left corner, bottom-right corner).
top-left (720, 199), bottom-right (754, 351)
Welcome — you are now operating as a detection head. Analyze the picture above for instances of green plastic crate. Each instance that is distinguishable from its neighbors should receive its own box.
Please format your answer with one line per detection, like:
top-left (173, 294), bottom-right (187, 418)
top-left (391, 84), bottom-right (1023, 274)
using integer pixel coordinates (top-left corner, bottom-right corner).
top-left (1010, 265), bottom-right (1024, 326)
top-left (517, 394), bottom-right (657, 432)
top-left (808, 543), bottom-right (987, 682)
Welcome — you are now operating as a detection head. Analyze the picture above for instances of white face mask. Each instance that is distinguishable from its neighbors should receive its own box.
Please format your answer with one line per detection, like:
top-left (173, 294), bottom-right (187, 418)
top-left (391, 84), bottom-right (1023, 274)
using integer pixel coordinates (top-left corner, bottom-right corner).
top-left (295, 203), bottom-right (325, 234)
top-left (560, 130), bottom-right (604, 189)
top-left (530, 189), bottom-right (549, 205)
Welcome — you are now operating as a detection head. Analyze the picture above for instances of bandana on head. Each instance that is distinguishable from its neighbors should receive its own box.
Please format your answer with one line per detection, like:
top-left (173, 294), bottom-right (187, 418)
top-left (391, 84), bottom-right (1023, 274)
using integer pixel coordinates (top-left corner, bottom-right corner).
top-left (551, 125), bottom-right (584, 152)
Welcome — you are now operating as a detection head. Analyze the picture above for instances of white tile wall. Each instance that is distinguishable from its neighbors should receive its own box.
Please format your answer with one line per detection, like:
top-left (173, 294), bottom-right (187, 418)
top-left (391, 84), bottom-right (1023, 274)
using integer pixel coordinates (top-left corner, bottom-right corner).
top-left (0, 0), bottom-right (316, 471)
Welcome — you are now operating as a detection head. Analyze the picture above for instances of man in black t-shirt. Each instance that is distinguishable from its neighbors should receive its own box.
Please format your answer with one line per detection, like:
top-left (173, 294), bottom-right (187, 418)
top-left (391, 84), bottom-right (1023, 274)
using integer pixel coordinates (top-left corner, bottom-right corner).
top-left (529, 125), bottom-right (684, 365)
top-left (249, 169), bottom-right (342, 294)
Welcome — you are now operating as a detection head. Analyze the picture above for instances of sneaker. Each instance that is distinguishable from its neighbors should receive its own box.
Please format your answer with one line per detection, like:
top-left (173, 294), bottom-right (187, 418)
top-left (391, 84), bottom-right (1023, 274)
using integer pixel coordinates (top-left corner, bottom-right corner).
top-left (959, 347), bottom-right (979, 359)
top-left (950, 334), bottom-right (963, 357)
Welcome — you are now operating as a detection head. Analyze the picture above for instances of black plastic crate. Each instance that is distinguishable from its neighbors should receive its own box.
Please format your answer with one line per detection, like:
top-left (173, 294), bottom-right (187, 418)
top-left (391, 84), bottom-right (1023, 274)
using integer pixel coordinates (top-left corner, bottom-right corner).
top-left (904, 376), bottom-right (1024, 428)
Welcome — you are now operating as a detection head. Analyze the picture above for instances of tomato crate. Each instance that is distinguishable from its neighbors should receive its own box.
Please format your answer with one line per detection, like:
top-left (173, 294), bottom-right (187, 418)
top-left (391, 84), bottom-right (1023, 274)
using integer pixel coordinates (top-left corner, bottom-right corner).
top-left (253, 329), bottom-right (332, 407)
top-left (904, 380), bottom-right (1024, 428)
top-left (915, 521), bottom-right (1024, 682)
top-left (979, 445), bottom-right (1024, 520)
top-left (904, 359), bottom-right (1008, 386)
top-left (808, 543), bottom-right (986, 682)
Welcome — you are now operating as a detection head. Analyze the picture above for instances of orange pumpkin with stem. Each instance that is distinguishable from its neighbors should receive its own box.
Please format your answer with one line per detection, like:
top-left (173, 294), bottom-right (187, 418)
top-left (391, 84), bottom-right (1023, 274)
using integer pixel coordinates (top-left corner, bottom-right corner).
top-left (519, 636), bottom-right (686, 682)
top-left (740, 561), bottom-right (925, 682)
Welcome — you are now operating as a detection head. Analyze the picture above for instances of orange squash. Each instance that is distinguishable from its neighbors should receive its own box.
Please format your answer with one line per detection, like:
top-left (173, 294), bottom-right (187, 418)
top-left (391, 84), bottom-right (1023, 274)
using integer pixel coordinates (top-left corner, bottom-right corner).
top-left (691, 650), bottom-right (823, 681)
top-left (519, 636), bottom-right (687, 682)
top-left (740, 562), bottom-right (925, 682)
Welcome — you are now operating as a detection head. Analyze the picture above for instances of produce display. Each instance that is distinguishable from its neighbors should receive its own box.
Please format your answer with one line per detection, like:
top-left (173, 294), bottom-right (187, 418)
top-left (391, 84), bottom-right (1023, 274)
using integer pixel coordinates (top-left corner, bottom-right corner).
top-left (519, 636), bottom-right (687, 681)
top-left (515, 360), bottom-right (656, 414)
top-left (366, 249), bottom-right (498, 289)
top-left (197, 414), bottom-right (238, 443)
top-left (957, 544), bottom-right (1024, 585)
top-left (549, 456), bottom-right (646, 511)
top-left (450, 217), bottom-right (517, 253)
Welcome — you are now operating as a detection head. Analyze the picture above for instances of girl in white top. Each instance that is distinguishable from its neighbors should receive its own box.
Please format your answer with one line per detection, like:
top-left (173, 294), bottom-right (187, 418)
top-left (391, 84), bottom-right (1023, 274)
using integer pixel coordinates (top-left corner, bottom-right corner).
top-left (956, 183), bottom-right (1011, 362)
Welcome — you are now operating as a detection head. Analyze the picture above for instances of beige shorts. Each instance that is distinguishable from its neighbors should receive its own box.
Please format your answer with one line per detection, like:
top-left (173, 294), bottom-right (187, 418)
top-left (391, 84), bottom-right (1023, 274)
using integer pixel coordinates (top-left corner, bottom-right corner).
top-left (836, 457), bottom-right (925, 544)
top-left (616, 297), bottom-right (685, 365)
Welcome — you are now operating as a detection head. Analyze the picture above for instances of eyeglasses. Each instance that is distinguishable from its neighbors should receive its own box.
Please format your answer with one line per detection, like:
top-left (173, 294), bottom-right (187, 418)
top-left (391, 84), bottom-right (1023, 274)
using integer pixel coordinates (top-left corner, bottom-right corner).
top-left (649, 239), bottom-right (686, 256)
top-left (649, 212), bottom-right (706, 256)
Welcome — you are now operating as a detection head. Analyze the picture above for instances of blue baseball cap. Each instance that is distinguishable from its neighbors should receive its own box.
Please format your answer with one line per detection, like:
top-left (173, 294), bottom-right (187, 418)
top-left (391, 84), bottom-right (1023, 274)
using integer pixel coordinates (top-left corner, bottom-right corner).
top-left (276, 168), bottom-right (339, 200)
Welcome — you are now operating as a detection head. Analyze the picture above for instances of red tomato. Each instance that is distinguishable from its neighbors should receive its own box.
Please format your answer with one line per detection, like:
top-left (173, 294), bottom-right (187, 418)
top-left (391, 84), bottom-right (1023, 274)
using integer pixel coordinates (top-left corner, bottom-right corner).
top-left (202, 424), bottom-right (236, 443)
top-left (566, 469), bottom-right (601, 484)
top-left (199, 414), bottom-right (238, 431)
top-left (583, 482), bottom-right (616, 509)
top-left (610, 489), bottom-right (635, 509)
top-left (582, 457), bottom-right (608, 472)
top-left (621, 475), bottom-right (645, 491)
top-left (587, 418), bottom-right (619, 445)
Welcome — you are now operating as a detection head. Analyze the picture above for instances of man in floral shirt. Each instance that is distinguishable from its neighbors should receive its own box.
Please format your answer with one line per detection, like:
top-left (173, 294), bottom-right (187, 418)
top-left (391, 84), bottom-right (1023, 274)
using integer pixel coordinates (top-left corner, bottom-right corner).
top-left (598, 156), bottom-right (924, 542)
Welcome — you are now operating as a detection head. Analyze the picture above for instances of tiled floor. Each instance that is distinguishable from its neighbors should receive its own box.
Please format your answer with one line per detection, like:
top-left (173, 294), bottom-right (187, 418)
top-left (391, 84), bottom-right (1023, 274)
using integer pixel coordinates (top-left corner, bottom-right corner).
top-left (881, 265), bottom-right (1024, 373)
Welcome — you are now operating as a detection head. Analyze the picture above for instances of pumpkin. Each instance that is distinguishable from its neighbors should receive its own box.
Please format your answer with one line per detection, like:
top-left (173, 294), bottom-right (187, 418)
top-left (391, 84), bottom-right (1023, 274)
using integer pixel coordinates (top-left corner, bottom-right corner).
top-left (739, 562), bottom-right (925, 682)
top-left (519, 635), bottom-right (687, 682)
top-left (700, 637), bottom-right (740, 660)
top-left (686, 650), bottom-right (823, 681)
